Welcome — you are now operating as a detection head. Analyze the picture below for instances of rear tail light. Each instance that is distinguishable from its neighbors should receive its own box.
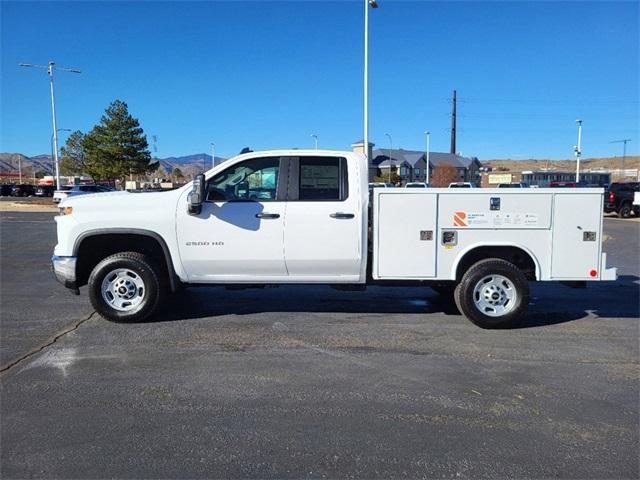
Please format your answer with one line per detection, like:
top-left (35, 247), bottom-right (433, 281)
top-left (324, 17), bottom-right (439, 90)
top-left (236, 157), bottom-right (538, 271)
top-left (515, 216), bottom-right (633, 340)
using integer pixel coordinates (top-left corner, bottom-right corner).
top-left (608, 192), bottom-right (615, 203)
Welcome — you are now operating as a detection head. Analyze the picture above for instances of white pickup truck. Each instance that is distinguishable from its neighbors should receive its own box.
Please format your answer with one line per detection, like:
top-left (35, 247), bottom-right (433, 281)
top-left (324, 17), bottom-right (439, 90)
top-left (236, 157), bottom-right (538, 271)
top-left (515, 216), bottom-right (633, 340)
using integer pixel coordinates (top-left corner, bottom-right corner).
top-left (53, 150), bottom-right (617, 328)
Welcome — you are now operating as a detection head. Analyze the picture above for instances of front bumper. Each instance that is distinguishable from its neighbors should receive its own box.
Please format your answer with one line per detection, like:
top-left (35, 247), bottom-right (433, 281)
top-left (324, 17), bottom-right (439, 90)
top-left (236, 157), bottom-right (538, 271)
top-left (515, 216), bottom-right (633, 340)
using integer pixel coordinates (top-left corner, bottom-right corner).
top-left (52, 255), bottom-right (78, 290)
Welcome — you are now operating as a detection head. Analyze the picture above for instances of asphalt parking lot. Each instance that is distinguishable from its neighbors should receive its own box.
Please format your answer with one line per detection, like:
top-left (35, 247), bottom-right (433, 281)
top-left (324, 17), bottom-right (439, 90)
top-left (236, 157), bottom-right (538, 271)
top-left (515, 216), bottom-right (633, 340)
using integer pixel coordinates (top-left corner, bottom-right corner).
top-left (1, 211), bottom-right (638, 479)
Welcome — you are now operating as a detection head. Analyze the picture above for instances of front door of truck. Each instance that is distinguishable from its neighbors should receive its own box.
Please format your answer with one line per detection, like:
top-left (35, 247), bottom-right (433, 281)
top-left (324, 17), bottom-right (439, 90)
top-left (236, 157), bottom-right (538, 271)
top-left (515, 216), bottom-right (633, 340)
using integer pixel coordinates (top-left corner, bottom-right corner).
top-left (283, 156), bottom-right (363, 281)
top-left (177, 156), bottom-right (288, 281)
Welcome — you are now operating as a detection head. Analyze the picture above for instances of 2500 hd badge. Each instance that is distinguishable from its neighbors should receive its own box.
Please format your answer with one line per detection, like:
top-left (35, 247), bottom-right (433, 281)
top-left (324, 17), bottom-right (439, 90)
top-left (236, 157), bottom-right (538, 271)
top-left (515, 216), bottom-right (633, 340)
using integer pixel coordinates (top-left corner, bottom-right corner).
top-left (185, 241), bottom-right (224, 246)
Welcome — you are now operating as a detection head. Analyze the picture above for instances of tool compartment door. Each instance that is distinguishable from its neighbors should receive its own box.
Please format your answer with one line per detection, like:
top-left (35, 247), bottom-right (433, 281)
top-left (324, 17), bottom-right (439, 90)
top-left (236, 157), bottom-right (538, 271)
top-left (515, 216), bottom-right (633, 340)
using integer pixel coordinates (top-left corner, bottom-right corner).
top-left (551, 193), bottom-right (602, 279)
top-left (376, 192), bottom-right (437, 278)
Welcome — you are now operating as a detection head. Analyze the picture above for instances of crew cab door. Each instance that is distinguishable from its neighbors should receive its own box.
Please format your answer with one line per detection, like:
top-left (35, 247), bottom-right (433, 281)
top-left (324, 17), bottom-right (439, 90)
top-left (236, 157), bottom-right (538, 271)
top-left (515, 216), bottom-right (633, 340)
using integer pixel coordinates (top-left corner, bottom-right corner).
top-left (283, 156), bottom-right (363, 281)
top-left (176, 156), bottom-right (288, 281)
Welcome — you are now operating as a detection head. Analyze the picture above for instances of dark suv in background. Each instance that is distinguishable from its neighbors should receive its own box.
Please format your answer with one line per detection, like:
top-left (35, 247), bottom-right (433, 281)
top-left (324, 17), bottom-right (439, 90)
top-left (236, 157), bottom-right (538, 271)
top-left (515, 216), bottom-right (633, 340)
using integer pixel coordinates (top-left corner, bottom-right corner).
top-left (604, 182), bottom-right (640, 218)
top-left (11, 184), bottom-right (36, 197)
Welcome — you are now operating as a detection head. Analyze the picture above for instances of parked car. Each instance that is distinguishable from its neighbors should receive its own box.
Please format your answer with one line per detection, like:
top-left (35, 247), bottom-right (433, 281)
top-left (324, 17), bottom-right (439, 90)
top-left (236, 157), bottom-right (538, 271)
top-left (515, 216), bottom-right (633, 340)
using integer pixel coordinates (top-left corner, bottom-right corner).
top-left (404, 182), bottom-right (429, 188)
top-left (368, 182), bottom-right (394, 188)
top-left (448, 182), bottom-right (476, 188)
top-left (0, 184), bottom-right (14, 196)
top-left (11, 184), bottom-right (36, 197)
top-left (604, 182), bottom-right (640, 218)
top-left (35, 185), bottom-right (56, 197)
top-left (53, 186), bottom-right (74, 204)
top-left (498, 182), bottom-right (529, 188)
top-left (54, 185), bottom-right (115, 204)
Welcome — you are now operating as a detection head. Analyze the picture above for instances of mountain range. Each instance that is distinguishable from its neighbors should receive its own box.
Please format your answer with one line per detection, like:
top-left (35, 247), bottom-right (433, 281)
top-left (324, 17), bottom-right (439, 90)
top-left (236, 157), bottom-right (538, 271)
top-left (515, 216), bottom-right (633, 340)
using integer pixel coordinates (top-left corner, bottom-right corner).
top-left (0, 153), bottom-right (227, 177)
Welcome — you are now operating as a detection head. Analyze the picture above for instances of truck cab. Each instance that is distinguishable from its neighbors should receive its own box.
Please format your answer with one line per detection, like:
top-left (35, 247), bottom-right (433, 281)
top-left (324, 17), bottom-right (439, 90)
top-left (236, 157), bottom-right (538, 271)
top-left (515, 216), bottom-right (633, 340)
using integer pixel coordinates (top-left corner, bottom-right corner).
top-left (52, 149), bottom-right (616, 328)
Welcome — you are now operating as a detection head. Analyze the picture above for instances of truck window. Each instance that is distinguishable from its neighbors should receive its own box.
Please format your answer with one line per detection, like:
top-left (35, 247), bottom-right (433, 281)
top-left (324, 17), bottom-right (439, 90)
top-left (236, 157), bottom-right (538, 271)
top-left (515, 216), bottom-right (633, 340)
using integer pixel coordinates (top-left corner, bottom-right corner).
top-left (298, 157), bottom-right (348, 201)
top-left (206, 157), bottom-right (280, 202)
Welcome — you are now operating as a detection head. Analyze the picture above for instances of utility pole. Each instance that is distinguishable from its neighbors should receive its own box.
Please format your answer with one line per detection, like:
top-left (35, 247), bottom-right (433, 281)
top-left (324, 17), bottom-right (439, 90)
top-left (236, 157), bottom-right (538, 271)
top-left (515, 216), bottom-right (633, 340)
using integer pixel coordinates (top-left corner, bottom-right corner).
top-left (574, 119), bottom-right (583, 183)
top-left (610, 139), bottom-right (632, 180)
top-left (18, 156), bottom-right (22, 184)
top-left (311, 134), bottom-right (318, 150)
top-left (450, 89), bottom-right (457, 155)
top-left (19, 61), bottom-right (81, 190)
top-left (210, 143), bottom-right (215, 169)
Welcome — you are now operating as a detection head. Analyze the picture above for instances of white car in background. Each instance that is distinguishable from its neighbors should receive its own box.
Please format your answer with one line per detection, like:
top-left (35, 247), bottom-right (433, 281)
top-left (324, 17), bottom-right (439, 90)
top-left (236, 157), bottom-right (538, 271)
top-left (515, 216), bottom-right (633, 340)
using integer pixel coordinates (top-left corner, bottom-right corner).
top-left (404, 182), bottom-right (429, 188)
top-left (53, 185), bottom-right (114, 204)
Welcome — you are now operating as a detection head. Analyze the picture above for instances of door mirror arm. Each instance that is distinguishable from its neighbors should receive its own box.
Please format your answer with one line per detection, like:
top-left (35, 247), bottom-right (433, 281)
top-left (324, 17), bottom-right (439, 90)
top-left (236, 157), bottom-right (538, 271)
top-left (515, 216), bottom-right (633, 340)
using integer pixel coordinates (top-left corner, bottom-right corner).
top-left (188, 174), bottom-right (206, 215)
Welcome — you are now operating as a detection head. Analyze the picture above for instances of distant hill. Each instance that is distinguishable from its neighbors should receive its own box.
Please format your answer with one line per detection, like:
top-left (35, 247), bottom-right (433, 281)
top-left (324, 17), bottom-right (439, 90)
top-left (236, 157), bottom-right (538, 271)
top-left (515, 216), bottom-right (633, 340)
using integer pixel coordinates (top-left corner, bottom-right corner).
top-left (0, 153), bottom-right (57, 175)
top-left (482, 156), bottom-right (640, 173)
top-left (0, 153), bottom-right (227, 178)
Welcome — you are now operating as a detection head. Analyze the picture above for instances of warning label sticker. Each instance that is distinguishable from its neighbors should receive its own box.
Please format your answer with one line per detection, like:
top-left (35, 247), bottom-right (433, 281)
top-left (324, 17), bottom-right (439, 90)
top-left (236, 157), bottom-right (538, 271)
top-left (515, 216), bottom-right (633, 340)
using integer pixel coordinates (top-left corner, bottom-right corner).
top-left (454, 212), bottom-right (540, 227)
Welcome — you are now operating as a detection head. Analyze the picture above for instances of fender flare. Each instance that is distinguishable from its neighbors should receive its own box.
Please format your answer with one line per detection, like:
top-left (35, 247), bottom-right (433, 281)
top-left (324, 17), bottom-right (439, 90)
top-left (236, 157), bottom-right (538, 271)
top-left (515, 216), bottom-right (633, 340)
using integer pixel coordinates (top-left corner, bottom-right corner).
top-left (73, 228), bottom-right (182, 292)
top-left (451, 241), bottom-right (541, 281)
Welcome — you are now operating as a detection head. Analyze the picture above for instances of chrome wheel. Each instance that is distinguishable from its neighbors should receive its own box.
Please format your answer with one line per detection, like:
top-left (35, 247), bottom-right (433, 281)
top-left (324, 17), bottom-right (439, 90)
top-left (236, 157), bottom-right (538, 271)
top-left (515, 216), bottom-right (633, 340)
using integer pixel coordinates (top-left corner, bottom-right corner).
top-left (101, 268), bottom-right (146, 312)
top-left (472, 274), bottom-right (516, 317)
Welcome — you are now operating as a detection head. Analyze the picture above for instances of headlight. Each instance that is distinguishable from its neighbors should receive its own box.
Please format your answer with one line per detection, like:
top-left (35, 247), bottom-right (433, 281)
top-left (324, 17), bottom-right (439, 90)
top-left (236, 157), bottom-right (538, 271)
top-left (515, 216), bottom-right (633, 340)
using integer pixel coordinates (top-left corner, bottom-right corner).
top-left (59, 206), bottom-right (73, 216)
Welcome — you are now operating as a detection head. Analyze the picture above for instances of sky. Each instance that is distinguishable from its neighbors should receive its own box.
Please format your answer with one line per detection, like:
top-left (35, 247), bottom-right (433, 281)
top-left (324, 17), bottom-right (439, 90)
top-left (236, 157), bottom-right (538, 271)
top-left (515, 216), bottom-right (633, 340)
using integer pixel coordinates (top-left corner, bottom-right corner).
top-left (1, 0), bottom-right (638, 160)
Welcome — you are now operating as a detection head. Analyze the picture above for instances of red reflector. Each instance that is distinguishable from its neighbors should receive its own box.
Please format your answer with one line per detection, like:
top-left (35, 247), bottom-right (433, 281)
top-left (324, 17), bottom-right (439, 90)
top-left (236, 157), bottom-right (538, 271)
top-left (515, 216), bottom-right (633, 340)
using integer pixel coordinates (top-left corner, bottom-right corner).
top-left (609, 192), bottom-right (615, 202)
top-left (590, 270), bottom-right (597, 277)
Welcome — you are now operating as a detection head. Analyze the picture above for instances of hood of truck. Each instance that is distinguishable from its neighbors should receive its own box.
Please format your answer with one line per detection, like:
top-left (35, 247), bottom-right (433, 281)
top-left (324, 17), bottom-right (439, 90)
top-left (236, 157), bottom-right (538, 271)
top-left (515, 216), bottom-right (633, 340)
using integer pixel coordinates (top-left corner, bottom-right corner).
top-left (58, 187), bottom-right (187, 228)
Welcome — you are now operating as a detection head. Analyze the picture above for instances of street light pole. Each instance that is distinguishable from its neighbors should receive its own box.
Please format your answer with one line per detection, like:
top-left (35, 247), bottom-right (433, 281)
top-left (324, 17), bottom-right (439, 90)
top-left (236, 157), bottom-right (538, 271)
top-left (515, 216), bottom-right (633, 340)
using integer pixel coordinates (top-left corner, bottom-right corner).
top-left (385, 132), bottom-right (392, 183)
top-left (210, 143), bottom-right (215, 169)
top-left (51, 128), bottom-right (71, 183)
top-left (424, 130), bottom-right (430, 185)
top-left (364, 0), bottom-right (378, 170)
top-left (574, 119), bottom-right (582, 183)
top-left (19, 61), bottom-right (81, 190)
top-left (311, 134), bottom-right (318, 150)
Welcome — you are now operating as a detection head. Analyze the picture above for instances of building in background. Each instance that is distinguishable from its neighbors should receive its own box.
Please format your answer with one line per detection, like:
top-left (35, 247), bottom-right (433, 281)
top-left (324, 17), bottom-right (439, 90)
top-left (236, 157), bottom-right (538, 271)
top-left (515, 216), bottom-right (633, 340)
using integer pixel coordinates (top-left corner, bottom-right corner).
top-left (351, 141), bottom-right (481, 184)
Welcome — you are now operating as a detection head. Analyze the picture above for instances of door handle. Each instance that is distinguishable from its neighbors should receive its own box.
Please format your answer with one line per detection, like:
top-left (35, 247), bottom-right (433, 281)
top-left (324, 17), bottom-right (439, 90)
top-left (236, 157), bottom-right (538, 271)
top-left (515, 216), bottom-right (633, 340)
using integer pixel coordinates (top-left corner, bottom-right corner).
top-left (255, 212), bottom-right (280, 219)
top-left (330, 212), bottom-right (355, 219)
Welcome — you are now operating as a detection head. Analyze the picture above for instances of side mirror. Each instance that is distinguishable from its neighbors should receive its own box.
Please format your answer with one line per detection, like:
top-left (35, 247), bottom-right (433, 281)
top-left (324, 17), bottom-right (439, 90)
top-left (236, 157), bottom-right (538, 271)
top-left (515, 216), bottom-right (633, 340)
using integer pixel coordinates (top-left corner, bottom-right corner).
top-left (187, 174), bottom-right (205, 215)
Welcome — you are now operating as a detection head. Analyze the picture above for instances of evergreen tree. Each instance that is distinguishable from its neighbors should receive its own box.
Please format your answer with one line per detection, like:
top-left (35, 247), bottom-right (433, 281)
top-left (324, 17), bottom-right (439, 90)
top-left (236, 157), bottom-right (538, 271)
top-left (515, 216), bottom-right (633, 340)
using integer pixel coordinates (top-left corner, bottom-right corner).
top-left (59, 130), bottom-right (85, 176)
top-left (172, 167), bottom-right (184, 181)
top-left (81, 100), bottom-right (152, 182)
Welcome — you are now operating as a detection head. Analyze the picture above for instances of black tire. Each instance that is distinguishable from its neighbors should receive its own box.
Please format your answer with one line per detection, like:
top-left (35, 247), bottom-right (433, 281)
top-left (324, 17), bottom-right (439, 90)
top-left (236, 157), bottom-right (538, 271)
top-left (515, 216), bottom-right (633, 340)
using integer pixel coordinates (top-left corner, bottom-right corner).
top-left (618, 202), bottom-right (632, 219)
top-left (88, 251), bottom-right (164, 322)
top-left (454, 258), bottom-right (529, 329)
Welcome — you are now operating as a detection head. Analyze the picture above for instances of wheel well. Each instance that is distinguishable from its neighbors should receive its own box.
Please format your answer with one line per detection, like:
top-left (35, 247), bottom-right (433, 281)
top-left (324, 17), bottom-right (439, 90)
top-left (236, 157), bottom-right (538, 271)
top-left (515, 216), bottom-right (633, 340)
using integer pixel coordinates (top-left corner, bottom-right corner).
top-left (456, 246), bottom-right (537, 281)
top-left (75, 233), bottom-right (174, 288)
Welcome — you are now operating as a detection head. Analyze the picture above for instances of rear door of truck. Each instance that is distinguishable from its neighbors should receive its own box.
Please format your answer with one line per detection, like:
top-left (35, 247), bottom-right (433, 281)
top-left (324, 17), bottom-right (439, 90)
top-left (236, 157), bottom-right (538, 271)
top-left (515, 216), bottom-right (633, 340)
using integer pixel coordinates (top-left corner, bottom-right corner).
top-left (283, 155), bottom-right (364, 280)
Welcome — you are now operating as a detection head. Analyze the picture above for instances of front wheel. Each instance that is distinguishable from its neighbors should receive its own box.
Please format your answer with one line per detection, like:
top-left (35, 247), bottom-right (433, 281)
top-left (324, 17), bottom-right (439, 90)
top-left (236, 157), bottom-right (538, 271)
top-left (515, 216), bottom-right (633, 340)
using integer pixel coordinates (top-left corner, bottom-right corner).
top-left (88, 252), bottom-right (164, 322)
top-left (454, 258), bottom-right (529, 329)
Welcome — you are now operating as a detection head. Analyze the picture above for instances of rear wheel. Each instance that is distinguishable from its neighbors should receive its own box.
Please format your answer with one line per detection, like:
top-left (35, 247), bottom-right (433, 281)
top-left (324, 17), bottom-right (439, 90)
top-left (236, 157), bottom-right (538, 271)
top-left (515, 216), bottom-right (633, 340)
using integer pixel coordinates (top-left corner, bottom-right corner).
top-left (618, 202), bottom-right (632, 218)
top-left (454, 258), bottom-right (529, 329)
top-left (88, 252), bottom-right (164, 322)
